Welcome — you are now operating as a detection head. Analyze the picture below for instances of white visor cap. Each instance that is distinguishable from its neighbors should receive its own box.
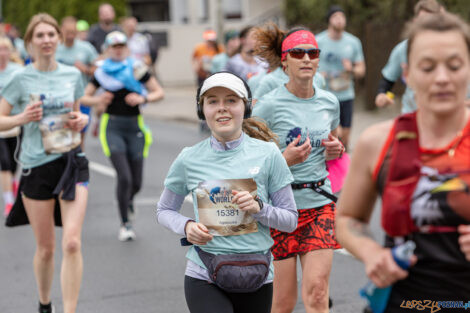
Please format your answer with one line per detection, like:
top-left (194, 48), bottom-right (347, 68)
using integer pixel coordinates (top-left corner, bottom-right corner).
top-left (199, 72), bottom-right (249, 101)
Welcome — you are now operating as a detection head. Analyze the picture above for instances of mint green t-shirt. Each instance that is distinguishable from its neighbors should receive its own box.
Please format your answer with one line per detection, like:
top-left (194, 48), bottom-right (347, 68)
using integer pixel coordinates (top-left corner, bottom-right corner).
top-left (253, 85), bottom-right (339, 209)
top-left (247, 69), bottom-right (267, 94)
top-left (1, 63), bottom-right (84, 168)
top-left (56, 39), bottom-right (98, 87)
top-left (0, 62), bottom-right (23, 114)
top-left (253, 67), bottom-right (326, 100)
top-left (316, 30), bottom-right (364, 102)
top-left (381, 40), bottom-right (416, 113)
top-left (210, 52), bottom-right (229, 74)
top-left (164, 135), bottom-right (293, 278)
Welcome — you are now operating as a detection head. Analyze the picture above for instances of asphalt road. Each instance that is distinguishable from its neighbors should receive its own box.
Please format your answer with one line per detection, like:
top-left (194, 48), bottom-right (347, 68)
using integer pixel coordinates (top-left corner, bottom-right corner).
top-left (0, 118), bottom-right (385, 313)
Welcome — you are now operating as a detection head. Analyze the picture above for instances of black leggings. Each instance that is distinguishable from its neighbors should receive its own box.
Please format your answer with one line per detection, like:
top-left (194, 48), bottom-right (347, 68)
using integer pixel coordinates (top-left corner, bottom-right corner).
top-left (110, 153), bottom-right (143, 224)
top-left (0, 137), bottom-right (18, 173)
top-left (184, 276), bottom-right (273, 313)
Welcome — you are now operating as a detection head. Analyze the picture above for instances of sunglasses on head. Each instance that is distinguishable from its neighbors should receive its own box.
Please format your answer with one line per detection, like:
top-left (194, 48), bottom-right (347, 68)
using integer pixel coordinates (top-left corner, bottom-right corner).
top-left (285, 48), bottom-right (321, 60)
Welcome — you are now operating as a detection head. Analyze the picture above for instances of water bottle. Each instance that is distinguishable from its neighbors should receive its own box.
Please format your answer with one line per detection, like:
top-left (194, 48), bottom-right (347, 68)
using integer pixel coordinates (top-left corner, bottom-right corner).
top-left (360, 241), bottom-right (416, 313)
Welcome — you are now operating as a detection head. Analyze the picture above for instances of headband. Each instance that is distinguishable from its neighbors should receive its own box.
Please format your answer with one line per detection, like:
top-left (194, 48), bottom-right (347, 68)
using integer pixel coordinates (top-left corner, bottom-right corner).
top-left (281, 30), bottom-right (318, 61)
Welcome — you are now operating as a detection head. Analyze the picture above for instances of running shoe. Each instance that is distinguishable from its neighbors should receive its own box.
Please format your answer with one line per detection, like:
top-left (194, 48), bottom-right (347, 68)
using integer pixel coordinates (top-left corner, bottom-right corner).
top-left (118, 224), bottom-right (136, 241)
top-left (38, 302), bottom-right (55, 313)
top-left (3, 203), bottom-right (13, 217)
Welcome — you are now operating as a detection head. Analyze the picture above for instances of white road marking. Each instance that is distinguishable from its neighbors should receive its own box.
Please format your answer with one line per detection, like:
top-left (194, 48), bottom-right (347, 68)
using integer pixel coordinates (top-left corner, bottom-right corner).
top-left (89, 161), bottom-right (116, 178)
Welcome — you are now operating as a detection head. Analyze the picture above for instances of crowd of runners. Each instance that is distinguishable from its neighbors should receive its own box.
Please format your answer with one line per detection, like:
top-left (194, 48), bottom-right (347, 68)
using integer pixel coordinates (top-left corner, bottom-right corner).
top-left (1, 0), bottom-right (470, 313)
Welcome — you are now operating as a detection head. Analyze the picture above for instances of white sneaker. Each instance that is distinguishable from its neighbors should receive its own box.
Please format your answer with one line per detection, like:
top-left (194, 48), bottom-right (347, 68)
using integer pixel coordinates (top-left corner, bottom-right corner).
top-left (118, 225), bottom-right (136, 241)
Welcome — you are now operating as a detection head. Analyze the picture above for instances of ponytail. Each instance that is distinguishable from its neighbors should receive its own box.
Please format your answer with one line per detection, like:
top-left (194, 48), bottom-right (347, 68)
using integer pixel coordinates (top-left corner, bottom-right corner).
top-left (242, 117), bottom-right (279, 144)
top-left (252, 22), bottom-right (285, 70)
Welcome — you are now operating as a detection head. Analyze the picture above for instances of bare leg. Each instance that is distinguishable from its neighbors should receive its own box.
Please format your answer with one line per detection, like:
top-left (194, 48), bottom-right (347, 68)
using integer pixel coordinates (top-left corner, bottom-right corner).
top-left (271, 256), bottom-right (298, 313)
top-left (23, 197), bottom-right (56, 305)
top-left (59, 185), bottom-right (88, 313)
top-left (299, 249), bottom-right (334, 313)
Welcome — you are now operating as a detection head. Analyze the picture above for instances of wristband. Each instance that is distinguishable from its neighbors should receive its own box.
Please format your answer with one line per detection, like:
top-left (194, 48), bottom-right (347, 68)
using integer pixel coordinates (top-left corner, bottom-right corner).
top-left (254, 195), bottom-right (264, 211)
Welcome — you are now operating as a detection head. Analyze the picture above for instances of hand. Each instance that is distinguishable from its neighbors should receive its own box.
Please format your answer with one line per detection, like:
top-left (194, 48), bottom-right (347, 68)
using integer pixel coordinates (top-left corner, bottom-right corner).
top-left (342, 59), bottom-right (353, 72)
top-left (322, 133), bottom-right (344, 160)
top-left (99, 91), bottom-right (114, 106)
top-left (125, 93), bottom-right (145, 107)
top-left (283, 135), bottom-right (312, 166)
top-left (74, 61), bottom-right (88, 75)
top-left (185, 221), bottom-right (213, 245)
top-left (364, 247), bottom-right (417, 288)
top-left (22, 101), bottom-right (43, 123)
top-left (65, 111), bottom-right (89, 132)
top-left (458, 225), bottom-right (470, 261)
top-left (375, 93), bottom-right (395, 108)
top-left (231, 190), bottom-right (261, 215)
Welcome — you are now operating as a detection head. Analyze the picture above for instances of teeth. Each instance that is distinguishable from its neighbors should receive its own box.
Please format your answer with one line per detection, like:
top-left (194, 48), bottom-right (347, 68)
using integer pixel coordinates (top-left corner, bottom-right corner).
top-left (218, 118), bottom-right (230, 122)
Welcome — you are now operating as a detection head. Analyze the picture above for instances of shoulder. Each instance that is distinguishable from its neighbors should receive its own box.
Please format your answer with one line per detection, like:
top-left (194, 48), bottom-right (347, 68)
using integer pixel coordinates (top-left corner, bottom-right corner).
top-left (77, 39), bottom-right (97, 51)
top-left (392, 39), bottom-right (408, 55)
top-left (315, 30), bottom-right (327, 40)
top-left (88, 24), bottom-right (101, 34)
top-left (58, 63), bottom-right (81, 76)
top-left (316, 88), bottom-right (339, 105)
top-left (245, 136), bottom-right (278, 152)
top-left (8, 62), bottom-right (23, 72)
top-left (355, 119), bottom-right (395, 172)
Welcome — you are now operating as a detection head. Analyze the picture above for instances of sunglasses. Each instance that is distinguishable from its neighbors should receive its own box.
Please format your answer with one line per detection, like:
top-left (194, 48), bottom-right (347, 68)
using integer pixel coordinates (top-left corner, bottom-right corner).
top-left (284, 48), bottom-right (321, 60)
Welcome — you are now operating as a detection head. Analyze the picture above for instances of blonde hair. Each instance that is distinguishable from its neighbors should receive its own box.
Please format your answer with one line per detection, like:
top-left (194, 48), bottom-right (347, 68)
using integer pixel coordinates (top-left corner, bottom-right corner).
top-left (0, 36), bottom-right (23, 65)
top-left (24, 13), bottom-right (62, 52)
top-left (405, 12), bottom-right (470, 62)
top-left (414, 0), bottom-right (442, 16)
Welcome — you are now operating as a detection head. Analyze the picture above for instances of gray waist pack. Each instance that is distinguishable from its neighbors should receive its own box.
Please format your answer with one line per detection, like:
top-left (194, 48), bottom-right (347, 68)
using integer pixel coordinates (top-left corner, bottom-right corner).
top-left (195, 246), bottom-right (271, 293)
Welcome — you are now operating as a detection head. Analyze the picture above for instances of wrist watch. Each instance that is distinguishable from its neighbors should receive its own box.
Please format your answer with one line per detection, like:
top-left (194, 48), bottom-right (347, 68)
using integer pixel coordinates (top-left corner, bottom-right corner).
top-left (254, 195), bottom-right (264, 211)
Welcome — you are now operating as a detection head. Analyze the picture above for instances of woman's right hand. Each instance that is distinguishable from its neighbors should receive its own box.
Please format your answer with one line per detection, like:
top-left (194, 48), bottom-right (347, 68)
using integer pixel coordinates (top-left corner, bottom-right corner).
top-left (185, 221), bottom-right (213, 245)
top-left (22, 101), bottom-right (43, 123)
top-left (364, 246), bottom-right (417, 288)
top-left (283, 135), bottom-right (312, 166)
top-left (375, 93), bottom-right (395, 108)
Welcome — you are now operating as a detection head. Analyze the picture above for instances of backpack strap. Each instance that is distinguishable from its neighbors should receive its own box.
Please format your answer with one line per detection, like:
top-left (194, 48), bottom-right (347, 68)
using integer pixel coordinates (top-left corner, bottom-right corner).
top-left (381, 112), bottom-right (421, 237)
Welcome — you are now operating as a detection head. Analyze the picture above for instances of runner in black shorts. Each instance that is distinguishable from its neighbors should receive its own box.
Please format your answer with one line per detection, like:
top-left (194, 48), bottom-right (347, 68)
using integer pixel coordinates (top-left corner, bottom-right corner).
top-left (0, 13), bottom-right (89, 313)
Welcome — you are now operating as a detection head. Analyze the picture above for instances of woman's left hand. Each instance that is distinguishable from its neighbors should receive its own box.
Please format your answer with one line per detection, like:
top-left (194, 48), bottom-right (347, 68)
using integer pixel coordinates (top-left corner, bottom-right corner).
top-left (322, 133), bottom-right (344, 160)
top-left (231, 190), bottom-right (261, 214)
top-left (66, 111), bottom-right (89, 132)
top-left (125, 93), bottom-right (145, 107)
top-left (458, 225), bottom-right (470, 261)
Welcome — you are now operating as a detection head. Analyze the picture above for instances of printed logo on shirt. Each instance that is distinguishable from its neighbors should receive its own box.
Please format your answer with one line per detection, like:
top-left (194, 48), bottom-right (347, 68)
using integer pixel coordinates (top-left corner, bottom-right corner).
top-left (248, 167), bottom-right (260, 175)
top-left (286, 127), bottom-right (328, 148)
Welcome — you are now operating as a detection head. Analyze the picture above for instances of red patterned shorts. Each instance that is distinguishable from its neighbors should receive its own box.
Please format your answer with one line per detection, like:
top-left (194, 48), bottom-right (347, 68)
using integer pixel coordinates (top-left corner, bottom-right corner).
top-left (270, 202), bottom-right (341, 260)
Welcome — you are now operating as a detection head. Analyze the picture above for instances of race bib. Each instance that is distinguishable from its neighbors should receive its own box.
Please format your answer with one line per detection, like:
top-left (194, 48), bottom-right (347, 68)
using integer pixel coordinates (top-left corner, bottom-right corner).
top-left (0, 126), bottom-right (20, 138)
top-left (38, 113), bottom-right (81, 154)
top-left (196, 179), bottom-right (259, 236)
top-left (327, 72), bottom-right (351, 92)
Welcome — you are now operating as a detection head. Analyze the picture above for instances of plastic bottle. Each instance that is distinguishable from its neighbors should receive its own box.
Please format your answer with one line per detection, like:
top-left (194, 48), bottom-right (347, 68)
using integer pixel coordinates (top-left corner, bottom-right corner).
top-left (360, 241), bottom-right (416, 313)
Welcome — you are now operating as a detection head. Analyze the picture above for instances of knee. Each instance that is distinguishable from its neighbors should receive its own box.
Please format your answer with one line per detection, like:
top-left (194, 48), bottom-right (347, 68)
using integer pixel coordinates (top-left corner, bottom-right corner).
top-left (273, 293), bottom-right (297, 313)
top-left (37, 244), bottom-right (55, 262)
top-left (62, 237), bottom-right (81, 255)
top-left (302, 278), bottom-right (329, 308)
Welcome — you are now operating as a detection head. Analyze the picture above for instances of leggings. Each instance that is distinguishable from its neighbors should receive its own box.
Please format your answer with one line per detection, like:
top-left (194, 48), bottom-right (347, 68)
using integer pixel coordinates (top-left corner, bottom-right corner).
top-left (184, 276), bottom-right (273, 313)
top-left (102, 115), bottom-right (147, 224)
top-left (0, 137), bottom-right (18, 173)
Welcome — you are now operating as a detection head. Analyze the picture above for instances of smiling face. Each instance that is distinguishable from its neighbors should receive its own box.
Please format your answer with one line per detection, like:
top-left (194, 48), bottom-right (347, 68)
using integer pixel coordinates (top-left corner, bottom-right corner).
top-left (31, 22), bottom-right (60, 58)
top-left (282, 43), bottom-right (319, 81)
top-left (405, 30), bottom-right (470, 115)
top-left (202, 87), bottom-right (245, 143)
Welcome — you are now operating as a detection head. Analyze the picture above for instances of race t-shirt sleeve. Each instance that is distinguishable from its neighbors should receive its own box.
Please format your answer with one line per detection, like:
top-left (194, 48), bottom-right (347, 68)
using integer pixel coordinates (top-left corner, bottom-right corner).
top-left (381, 41), bottom-right (407, 82)
top-left (267, 144), bottom-right (294, 194)
top-left (164, 149), bottom-right (190, 196)
top-left (353, 37), bottom-right (365, 63)
top-left (74, 71), bottom-right (85, 100)
top-left (85, 42), bottom-right (99, 65)
top-left (1, 71), bottom-right (23, 109)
